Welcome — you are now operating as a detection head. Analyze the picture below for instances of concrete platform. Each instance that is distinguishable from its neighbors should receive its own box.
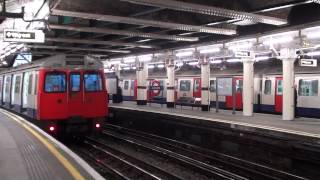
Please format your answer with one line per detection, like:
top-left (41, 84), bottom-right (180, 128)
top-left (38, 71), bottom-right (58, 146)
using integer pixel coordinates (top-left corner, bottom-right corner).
top-left (109, 101), bottom-right (320, 140)
top-left (0, 108), bottom-right (103, 180)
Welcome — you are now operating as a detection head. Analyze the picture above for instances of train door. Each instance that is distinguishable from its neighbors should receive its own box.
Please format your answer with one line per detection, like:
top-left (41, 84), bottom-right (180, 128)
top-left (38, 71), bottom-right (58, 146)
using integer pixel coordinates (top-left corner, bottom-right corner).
top-left (275, 77), bottom-right (283, 113)
top-left (193, 78), bottom-right (201, 98)
top-left (226, 77), bottom-right (243, 109)
top-left (68, 71), bottom-right (83, 117)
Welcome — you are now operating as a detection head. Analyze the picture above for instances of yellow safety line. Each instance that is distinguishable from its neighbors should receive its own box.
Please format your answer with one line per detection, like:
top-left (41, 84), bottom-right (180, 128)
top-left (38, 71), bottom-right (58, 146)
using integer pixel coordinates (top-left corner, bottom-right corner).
top-left (1, 110), bottom-right (85, 180)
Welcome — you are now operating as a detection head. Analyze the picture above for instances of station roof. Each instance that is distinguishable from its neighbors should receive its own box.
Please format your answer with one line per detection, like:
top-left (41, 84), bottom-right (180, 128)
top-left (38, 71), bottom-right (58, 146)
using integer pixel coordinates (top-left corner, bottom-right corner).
top-left (1, 0), bottom-right (320, 62)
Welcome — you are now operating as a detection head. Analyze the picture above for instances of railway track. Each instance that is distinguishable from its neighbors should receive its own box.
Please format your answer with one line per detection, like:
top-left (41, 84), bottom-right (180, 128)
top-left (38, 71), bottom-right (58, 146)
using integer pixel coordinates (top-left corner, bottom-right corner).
top-left (102, 123), bottom-right (306, 180)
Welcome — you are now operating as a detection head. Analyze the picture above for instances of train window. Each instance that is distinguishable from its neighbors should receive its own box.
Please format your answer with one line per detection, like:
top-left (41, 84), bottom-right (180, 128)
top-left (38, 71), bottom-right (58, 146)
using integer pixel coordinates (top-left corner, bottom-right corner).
top-left (70, 73), bottom-right (81, 92)
top-left (45, 73), bottom-right (66, 93)
top-left (236, 79), bottom-right (243, 93)
top-left (299, 79), bottom-right (318, 96)
top-left (14, 76), bottom-right (21, 94)
top-left (180, 80), bottom-right (191, 91)
top-left (84, 73), bottom-right (103, 91)
top-left (194, 79), bottom-right (200, 91)
top-left (28, 74), bottom-right (33, 94)
top-left (276, 80), bottom-right (283, 95)
top-left (210, 80), bottom-right (216, 92)
top-left (264, 80), bottom-right (272, 95)
top-left (124, 81), bottom-right (129, 90)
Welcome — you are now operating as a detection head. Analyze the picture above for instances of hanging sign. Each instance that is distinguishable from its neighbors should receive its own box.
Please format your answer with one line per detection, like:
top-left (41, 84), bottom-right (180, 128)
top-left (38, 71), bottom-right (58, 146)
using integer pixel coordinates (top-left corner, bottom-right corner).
top-left (235, 51), bottom-right (251, 58)
top-left (3, 29), bottom-right (45, 43)
top-left (300, 59), bottom-right (317, 67)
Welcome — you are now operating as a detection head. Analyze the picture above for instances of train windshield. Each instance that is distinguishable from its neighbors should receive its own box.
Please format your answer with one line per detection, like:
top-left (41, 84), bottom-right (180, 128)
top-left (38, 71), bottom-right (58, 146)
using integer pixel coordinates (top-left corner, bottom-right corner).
top-left (45, 73), bottom-right (66, 92)
top-left (84, 73), bottom-right (103, 91)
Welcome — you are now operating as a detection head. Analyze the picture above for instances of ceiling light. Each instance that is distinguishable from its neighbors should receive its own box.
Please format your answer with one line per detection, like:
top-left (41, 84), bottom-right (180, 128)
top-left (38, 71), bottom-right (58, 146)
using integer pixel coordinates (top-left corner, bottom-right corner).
top-left (157, 64), bottom-right (165, 68)
top-left (109, 60), bottom-right (121, 65)
top-left (122, 67), bottom-right (131, 70)
top-left (123, 57), bottom-right (136, 63)
top-left (199, 47), bottom-right (220, 54)
top-left (226, 58), bottom-right (242, 63)
top-left (262, 36), bottom-right (293, 45)
top-left (138, 54), bottom-right (153, 62)
top-left (148, 64), bottom-right (155, 69)
top-left (255, 56), bottom-right (270, 61)
top-left (210, 60), bottom-right (222, 64)
top-left (132, 66), bottom-right (137, 70)
top-left (176, 51), bottom-right (193, 57)
top-left (307, 51), bottom-right (320, 56)
top-left (188, 61), bottom-right (198, 66)
top-left (302, 26), bottom-right (320, 39)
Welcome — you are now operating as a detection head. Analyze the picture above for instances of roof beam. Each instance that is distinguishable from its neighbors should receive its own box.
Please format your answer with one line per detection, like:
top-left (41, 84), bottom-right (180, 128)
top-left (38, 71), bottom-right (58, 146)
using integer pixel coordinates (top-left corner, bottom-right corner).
top-left (120, 0), bottom-right (288, 26)
top-left (51, 9), bottom-right (236, 35)
top-left (28, 45), bottom-right (131, 53)
top-left (45, 37), bottom-right (157, 49)
top-left (50, 24), bottom-right (199, 42)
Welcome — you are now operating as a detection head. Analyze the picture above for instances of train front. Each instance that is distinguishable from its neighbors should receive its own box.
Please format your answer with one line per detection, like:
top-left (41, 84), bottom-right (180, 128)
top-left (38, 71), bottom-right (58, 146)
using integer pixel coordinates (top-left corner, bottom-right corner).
top-left (37, 55), bottom-right (108, 135)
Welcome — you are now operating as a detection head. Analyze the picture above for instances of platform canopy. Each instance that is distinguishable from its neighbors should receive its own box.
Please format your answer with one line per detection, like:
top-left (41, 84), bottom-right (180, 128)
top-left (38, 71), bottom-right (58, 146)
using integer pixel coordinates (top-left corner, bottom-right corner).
top-left (0, 0), bottom-right (320, 63)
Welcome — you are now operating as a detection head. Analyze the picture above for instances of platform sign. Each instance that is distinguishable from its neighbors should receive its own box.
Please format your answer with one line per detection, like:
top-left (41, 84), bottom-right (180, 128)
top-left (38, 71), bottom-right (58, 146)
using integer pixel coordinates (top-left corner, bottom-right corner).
top-left (235, 51), bottom-right (251, 58)
top-left (217, 78), bottom-right (233, 96)
top-left (300, 59), bottom-right (317, 67)
top-left (3, 29), bottom-right (45, 43)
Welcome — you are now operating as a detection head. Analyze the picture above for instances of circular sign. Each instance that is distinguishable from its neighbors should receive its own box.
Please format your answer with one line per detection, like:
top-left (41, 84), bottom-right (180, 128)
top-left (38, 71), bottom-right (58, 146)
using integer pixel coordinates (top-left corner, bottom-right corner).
top-left (150, 80), bottom-right (161, 97)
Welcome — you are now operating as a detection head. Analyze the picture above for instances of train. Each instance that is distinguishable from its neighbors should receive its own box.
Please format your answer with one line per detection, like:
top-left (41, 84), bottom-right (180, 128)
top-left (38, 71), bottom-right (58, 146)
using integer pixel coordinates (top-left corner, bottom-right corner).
top-left (0, 54), bottom-right (108, 135)
top-left (107, 59), bottom-right (320, 118)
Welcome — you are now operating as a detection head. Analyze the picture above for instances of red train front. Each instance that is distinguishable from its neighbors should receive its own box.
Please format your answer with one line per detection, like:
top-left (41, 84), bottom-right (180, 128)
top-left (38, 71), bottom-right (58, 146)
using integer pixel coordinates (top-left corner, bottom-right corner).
top-left (0, 54), bottom-right (108, 135)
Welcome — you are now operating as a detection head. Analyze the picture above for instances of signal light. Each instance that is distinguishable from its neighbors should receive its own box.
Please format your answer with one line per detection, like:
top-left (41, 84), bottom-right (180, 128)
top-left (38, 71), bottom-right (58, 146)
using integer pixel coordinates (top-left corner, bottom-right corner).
top-left (49, 126), bottom-right (55, 132)
top-left (95, 123), bottom-right (101, 128)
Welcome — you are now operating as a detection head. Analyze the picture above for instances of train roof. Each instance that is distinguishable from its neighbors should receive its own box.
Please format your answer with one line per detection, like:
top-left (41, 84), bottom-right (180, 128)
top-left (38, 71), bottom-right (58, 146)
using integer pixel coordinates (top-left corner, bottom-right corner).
top-left (0, 54), bottom-right (103, 74)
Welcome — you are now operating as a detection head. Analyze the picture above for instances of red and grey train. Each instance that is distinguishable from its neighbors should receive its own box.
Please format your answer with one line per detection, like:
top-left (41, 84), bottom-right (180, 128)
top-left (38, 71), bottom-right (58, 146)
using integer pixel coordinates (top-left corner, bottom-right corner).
top-left (0, 55), bottom-right (108, 134)
top-left (112, 60), bottom-right (320, 118)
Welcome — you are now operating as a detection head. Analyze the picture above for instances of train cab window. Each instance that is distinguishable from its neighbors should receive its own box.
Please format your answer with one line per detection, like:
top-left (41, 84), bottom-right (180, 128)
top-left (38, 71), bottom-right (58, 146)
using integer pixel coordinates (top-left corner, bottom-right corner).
top-left (84, 73), bottom-right (103, 91)
top-left (45, 73), bottom-right (66, 92)
top-left (70, 73), bottom-right (81, 92)
top-left (180, 80), bottom-right (191, 91)
top-left (210, 80), bottom-right (216, 92)
top-left (276, 80), bottom-right (283, 95)
top-left (28, 74), bottom-right (33, 94)
top-left (236, 79), bottom-right (243, 93)
top-left (124, 81), bottom-right (129, 90)
top-left (299, 79), bottom-right (318, 96)
top-left (194, 79), bottom-right (200, 92)
top-left (34, 73), bottom-right (38, 95)
top-left (264, 80), bottom-right (272, 95)
top-left (14, 76), bottom-right (21, 94)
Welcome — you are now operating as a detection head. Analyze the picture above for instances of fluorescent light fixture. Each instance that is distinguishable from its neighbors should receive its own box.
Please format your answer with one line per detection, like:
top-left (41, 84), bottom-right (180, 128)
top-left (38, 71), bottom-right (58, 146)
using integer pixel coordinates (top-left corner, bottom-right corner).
top-left (255, 56), bottom-right (270, 61)
top-left (123, 57), bottom-right (136, 63)
top-left (307, 51), bottom-right (320, 56)
top-left (122, 67), bottom-right (131, 70)
top-left (137, 39), bottom-right (152, 43)
top-left (176, 51), bottom-right (193, 57)
top-left (109, 60), bottom-right (121, 64)
top-left (104, 69), bottom-right (114, 73)
top-left (176, 62), bottom-right (183, 66)
top-left (188, 61), bottom-right (198, 66)
top-left (226, 58), bottom-right (242, 63)
top-left (132, 66), bottom-right (137, 70)
top-left (148, 64), bottom-right (155, 69)
top-left (262, 36), bottom-right (293, 45)
top-left (210, 60), bottom-right (222, 64)
top-left (227, 39), bottom-right (256, 50)
top-left (157, 64), bottom-right (165, 68)
top-left (302, 26), bottom-right (320, 39)
top-left (2, 61), bottom-right (7, 65)
top-left (138, 54), bottom-right (153, 62)
top-left (199, 47), bottom-right (220, 54)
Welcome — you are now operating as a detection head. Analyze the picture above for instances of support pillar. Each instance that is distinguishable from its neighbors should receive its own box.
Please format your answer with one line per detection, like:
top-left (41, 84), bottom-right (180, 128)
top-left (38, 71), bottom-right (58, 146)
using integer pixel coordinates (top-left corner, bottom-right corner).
top-left (136, 62), bottom-right (148, 105)
top-left (280, 48), bottom-right (296, 120)
top-left (201, 58), bottom-right (210, 111)
top-left (242, 53), bottom-right (255, 116)
top-left (166, 57), bottom-right (175, 108)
